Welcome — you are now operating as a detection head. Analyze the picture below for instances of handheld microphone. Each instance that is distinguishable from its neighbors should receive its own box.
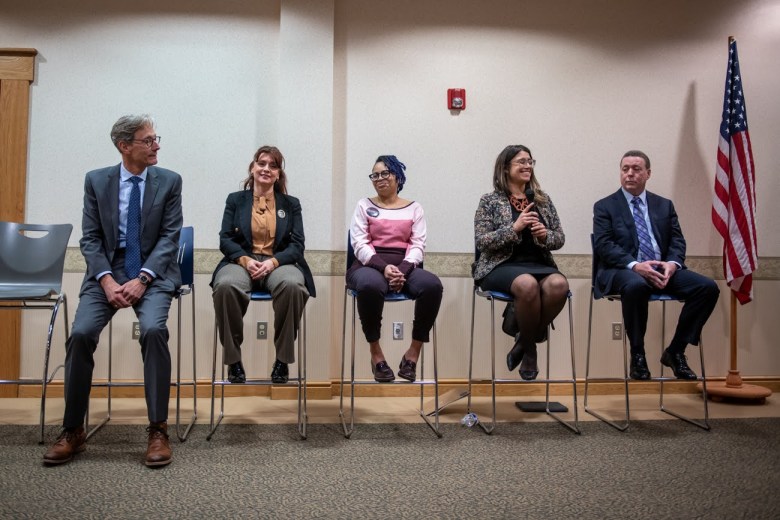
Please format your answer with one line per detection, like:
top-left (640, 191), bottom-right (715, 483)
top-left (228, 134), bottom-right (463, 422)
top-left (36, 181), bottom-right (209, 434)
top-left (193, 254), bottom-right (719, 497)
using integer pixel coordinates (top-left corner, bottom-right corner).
top-left (524, 189), bottom-right (546, 226)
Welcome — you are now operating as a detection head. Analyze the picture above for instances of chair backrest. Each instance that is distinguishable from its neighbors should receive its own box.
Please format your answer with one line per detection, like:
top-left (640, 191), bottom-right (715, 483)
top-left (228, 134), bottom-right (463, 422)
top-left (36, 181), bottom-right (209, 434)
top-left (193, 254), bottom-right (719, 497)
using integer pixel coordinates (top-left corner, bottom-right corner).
top-left (0, 221), bottom-right (73, 299)
top-left (590, 233), bottom-right (598, 290)
top-left (346, 230), bottom-right (357, 271)
top-left (177, 226), bottom-right (194, 287)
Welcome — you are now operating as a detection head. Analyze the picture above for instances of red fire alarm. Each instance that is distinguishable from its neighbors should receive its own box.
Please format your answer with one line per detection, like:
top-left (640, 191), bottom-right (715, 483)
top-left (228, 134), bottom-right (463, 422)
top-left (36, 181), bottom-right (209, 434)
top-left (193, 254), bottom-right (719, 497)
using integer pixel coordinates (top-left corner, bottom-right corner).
top-left (447, 88), bottom-right (466, 110)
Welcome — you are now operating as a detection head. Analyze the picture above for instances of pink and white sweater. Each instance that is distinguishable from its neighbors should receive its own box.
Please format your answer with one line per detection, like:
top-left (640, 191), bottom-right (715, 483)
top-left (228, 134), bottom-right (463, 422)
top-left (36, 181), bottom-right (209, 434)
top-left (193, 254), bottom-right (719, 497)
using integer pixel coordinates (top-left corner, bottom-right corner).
top-left (349, 198), bottom-right (427, 275)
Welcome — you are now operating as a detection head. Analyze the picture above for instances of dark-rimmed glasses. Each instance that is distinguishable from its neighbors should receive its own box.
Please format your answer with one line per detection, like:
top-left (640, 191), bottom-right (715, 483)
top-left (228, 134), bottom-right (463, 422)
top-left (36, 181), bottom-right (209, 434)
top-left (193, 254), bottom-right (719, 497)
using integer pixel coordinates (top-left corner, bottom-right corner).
top-left (368, 170), bottom-right (393, 181)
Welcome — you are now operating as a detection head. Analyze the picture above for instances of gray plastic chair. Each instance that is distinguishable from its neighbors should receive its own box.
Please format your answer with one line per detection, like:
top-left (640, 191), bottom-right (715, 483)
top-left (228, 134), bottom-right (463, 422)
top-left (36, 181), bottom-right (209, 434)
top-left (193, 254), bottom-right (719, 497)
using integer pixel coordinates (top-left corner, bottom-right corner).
top-left (0, 221), bottom-right (73, 444)
top-left (85, 226), bottom-right (198, 441)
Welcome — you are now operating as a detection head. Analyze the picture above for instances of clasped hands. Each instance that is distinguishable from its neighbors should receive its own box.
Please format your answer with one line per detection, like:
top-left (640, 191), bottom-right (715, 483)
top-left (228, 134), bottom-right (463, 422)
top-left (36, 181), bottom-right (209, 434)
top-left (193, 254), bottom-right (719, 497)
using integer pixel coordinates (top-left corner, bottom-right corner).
top-left (384, 264), bottom-right (406, 292)
top-left (246, 258), bottom-right (276, 281)
top-left (512, 203), bottom-right (547, 241)
top-left (633, 260), bottom-right (677, 289)
top-left (101, 275), bottom-right (146, 309)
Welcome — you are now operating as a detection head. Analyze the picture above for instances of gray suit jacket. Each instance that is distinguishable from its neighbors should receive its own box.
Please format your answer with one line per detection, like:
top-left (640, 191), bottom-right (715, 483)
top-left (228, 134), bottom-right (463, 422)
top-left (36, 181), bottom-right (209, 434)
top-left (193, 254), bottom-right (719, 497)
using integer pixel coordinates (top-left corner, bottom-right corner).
top-left (79, 164), bottom-right (183, 291)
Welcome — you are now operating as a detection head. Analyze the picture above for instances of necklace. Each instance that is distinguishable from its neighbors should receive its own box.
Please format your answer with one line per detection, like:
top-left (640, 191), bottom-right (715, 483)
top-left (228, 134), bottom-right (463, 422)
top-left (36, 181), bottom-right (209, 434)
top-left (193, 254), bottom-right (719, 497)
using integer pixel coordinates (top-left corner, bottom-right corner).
top-left (509, 194), bottom-right (528, 212)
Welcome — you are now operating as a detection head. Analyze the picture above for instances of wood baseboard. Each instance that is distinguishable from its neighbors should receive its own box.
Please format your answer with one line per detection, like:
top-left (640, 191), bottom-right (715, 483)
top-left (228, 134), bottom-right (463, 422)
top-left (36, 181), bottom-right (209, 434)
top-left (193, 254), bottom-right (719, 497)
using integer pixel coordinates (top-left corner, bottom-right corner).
top-left (13, 377), bottom-right (778, 400)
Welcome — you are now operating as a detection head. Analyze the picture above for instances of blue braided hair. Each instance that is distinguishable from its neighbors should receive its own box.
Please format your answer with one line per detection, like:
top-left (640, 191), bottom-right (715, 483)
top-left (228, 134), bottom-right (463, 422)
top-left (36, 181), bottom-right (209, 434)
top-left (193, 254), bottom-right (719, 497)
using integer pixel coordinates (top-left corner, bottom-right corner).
top-left (375, 155), bottom-right (407, 193)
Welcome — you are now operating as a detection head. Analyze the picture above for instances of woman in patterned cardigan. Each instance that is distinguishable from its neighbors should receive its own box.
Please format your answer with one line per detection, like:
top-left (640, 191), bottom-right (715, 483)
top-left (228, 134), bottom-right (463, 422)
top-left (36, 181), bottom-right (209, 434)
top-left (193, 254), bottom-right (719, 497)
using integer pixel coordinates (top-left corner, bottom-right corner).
top-left (473, 145), bottom-right (568, 380)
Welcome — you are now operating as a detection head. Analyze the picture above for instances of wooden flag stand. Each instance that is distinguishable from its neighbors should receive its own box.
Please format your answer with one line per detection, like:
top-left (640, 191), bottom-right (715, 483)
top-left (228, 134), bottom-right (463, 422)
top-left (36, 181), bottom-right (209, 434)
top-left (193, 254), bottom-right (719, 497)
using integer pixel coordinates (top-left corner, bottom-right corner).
top-left (699, 292), bottom-right (772, 402)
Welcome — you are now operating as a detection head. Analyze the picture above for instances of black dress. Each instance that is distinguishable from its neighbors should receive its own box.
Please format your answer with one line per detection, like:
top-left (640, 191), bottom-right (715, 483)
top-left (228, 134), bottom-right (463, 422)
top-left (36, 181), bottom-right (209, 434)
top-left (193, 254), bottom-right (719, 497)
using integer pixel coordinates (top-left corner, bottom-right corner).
top-left (478, 206), bottom-right (562, 293)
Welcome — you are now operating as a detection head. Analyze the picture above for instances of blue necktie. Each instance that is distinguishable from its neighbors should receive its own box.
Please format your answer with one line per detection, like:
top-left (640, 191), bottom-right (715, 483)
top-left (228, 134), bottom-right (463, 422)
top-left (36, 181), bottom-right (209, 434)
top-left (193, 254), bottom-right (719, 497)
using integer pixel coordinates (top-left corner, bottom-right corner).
top-left (125, 176), bottom-right (142, 279)
top-left (631, 197), bottom-right (656, 262)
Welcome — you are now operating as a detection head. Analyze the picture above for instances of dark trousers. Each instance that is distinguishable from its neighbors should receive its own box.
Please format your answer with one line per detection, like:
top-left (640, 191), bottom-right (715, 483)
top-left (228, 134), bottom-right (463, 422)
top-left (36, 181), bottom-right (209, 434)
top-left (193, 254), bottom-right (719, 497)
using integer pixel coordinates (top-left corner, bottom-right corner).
top-left (346, 266), bottom-right (443, 343)
top-left (63, 255), bottom-right (175, 429)
top-left (610, 268), bottom-right (719, 355)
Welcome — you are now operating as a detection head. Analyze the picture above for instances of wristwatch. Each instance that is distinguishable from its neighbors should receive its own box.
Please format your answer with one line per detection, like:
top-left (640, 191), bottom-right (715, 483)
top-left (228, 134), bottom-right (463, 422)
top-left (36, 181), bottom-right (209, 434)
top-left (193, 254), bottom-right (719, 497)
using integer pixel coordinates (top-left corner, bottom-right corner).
top-left (138, 273), bottom-right (153, 286)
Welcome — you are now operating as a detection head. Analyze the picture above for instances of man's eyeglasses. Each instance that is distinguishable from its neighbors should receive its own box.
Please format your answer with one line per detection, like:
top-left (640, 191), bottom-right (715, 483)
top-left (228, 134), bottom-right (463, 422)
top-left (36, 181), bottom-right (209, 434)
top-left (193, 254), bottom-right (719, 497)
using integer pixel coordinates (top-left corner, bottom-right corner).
top-left (368, 170), bottom-right (394, 181)
top-left (511, 158), bottom-right (536, 167)
top-left (132, 136), bottom-right (161, 148)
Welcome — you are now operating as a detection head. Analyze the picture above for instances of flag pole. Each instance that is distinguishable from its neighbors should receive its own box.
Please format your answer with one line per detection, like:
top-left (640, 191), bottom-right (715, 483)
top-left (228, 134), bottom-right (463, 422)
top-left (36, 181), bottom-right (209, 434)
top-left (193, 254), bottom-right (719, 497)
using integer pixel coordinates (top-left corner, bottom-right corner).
top-left (703, 293), bottom-right (771, 401)
top-left (700, 36), bottom-right (770, 402)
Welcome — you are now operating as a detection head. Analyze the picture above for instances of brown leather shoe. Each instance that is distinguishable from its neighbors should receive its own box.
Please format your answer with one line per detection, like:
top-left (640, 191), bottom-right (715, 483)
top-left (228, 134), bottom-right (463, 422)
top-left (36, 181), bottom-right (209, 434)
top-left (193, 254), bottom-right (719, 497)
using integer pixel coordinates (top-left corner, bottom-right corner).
top-left (43, 427), bottom-right (86, 465)
top-left (145, 422), bottom-right (172, 467)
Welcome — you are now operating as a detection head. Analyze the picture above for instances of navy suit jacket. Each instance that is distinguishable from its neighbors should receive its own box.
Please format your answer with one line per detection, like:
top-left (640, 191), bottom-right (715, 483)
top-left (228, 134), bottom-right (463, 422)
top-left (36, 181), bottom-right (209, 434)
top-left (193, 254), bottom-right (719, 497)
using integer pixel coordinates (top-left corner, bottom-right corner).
top-left (211, 190), bottom-right (316, 297)
top-left (79, 164), bottom-right (183, 291)
top-left (592, 189), bottom-right (686, 299)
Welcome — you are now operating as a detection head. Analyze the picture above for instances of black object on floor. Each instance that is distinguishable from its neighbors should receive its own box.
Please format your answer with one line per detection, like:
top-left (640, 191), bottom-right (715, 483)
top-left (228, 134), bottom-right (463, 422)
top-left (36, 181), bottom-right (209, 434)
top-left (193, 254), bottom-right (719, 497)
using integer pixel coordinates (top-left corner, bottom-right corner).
top-left (515, 401), bottom-right (568, 413)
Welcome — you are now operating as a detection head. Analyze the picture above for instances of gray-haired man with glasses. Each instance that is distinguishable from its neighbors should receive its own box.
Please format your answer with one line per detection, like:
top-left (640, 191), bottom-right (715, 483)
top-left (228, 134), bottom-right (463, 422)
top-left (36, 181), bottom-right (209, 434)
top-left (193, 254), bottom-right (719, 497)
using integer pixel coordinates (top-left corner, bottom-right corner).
top-left (43, 114), bottom-right (183, 468)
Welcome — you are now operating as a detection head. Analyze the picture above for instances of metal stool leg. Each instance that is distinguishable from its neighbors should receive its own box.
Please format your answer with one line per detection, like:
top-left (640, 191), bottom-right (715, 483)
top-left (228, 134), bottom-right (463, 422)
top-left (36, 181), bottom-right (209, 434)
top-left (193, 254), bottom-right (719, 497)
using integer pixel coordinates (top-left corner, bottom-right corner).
top-left (297, 310), bottom-right (308, 440)
top-left (543, 295), bottom-right (580, 434)
top-left (658, 303), bottom-right (710, 430)
top-left (584, 291), bottom-right (630, 431)
top-left (338, 286), bottom-right (355, 438)
top-left (207, 320), bottom-right (225, 440)
top-left (174, 287), bottom-right (197, 442)
top-left (418, 322), bottom-right (441, 437)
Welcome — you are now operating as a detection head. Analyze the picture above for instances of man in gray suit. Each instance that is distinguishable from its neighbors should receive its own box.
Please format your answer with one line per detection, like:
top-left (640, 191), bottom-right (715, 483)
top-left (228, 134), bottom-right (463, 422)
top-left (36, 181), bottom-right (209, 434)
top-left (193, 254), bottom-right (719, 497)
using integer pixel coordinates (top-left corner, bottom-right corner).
top-left (44, 115), bottom-right (183, 467)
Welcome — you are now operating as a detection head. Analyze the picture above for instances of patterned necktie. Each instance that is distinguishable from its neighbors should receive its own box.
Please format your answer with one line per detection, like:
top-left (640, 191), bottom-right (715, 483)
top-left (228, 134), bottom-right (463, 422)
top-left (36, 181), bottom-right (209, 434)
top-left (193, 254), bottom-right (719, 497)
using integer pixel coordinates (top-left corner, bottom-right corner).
top-left (631, 197), bottom-right (656, 262)
top-left (125, 176), bottom-right (142, 279)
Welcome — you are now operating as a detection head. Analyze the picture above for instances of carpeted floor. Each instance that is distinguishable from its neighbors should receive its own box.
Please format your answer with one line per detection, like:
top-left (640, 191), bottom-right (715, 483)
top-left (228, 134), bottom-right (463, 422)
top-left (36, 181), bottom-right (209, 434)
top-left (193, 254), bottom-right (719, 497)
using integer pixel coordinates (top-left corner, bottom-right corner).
top-left (1, 419), bottom-right (779, 519)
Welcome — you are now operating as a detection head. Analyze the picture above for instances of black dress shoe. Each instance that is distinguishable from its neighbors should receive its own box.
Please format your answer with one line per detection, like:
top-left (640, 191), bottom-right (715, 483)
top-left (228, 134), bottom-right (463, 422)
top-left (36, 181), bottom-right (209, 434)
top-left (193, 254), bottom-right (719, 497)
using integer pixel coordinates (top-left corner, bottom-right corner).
top-left (506, 334), bottom-right (525, 372)
top-left (629, 354), bottom-right (651, 380)
top-left (397, 356), bottom-right (417, 382)
top-left (519, 343), bottom-right (539, 381)
top-left (227, 361), bottom-right (246, 384)
top-left (660, 349), bottom-right (697, 380)
top-left (372, 360), bottom-right (395, 382)
top-left (271, 360), bottom-right (289, 384)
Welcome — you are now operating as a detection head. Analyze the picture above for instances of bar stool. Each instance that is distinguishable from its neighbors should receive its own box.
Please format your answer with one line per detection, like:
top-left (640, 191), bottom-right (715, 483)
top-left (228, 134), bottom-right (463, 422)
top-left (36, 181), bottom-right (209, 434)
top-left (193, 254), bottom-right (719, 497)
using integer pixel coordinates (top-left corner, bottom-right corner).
top-left (584, 236), bottom-right (709, 431)
top-left (468, 284), bottom-right (580, 435)
top-left (86, 226), bottom-right (198, 441)
top-left (339, 233), bottom-right (440, 438)
top-left (208, 291), bottom-right (307, 440)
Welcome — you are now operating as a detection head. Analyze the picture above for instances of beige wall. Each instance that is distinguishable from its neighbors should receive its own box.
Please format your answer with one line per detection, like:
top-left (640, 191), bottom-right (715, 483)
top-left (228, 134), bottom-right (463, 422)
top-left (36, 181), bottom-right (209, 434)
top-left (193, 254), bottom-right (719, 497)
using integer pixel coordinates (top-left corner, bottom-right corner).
top-left (3, 0), bottom-right (779, 382)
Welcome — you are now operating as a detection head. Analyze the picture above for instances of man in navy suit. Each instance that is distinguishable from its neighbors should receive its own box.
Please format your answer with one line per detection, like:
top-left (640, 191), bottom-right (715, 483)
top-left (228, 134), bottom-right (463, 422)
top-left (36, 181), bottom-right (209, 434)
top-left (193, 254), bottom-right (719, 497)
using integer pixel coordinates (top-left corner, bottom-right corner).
top-left (44, 115), bottom-right (182, 467)
top-left (593, 150), bottom-right (719, 380)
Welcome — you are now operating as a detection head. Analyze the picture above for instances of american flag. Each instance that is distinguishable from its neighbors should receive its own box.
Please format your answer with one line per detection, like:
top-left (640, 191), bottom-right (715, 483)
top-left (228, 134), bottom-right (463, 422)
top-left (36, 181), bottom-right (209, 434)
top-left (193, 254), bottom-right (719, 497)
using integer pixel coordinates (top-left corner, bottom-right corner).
top-left (712, 38), bottom-right (757, 304)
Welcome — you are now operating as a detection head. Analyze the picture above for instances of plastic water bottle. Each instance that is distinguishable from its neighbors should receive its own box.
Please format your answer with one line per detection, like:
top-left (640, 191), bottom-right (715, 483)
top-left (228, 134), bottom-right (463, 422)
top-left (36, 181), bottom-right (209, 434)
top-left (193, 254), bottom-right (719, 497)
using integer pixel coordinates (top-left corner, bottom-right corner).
top-left (461, 412), bottom-right (479, 428)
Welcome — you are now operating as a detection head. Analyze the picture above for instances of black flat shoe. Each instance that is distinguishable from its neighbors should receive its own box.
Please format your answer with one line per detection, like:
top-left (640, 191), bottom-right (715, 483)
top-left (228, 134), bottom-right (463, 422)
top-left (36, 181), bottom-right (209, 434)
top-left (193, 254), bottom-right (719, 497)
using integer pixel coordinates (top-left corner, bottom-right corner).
top-left (506, 334), bottom-right (525, 372)
top-left (372, 360), bottom-right (395, 382)
top-left (519, 344), bottom-right (539, 381)
top-left (271, 360), bottom-right (289, 384)
top-left (227, 361), bottom-right (246, 384)
top-left (397, 356), bottom-right (417, 382)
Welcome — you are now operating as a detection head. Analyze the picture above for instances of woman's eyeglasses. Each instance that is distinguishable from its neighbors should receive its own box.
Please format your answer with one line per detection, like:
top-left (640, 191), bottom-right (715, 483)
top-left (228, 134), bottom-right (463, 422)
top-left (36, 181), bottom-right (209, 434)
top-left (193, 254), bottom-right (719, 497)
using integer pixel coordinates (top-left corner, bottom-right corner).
top-left (368, 170), bottom-right (393, 181)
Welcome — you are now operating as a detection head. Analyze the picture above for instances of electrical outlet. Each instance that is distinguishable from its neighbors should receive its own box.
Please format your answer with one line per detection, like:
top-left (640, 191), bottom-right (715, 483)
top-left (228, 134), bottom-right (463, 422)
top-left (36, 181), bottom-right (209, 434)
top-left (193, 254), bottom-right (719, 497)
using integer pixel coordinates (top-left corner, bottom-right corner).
top-left (257, 321), bottom-right (268, 340)
top-left (611, 322), bottom-right (623, 340)
top-left (132, 322), bottom-right (140, 340)
top-left (392, 322), bottom-right (403, 340)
